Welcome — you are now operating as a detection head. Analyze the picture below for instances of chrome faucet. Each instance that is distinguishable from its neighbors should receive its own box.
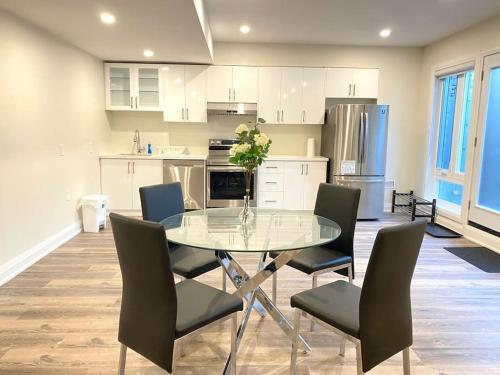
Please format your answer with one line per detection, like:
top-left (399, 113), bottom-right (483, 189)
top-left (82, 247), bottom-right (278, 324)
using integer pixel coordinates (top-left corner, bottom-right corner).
top-left (132, 129), bottom-right (145, 154)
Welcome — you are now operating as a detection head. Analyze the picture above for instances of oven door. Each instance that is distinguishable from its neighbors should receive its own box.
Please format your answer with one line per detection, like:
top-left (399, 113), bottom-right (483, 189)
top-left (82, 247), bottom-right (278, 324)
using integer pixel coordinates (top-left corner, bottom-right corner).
top-left (207, 166), bottom-right (257, 208)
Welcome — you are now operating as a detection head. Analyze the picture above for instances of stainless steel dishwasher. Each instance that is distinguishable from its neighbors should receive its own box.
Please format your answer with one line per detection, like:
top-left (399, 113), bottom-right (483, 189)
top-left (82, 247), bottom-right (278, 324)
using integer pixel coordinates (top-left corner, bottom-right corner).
top-left (163, 159), bottom-right (205, 209)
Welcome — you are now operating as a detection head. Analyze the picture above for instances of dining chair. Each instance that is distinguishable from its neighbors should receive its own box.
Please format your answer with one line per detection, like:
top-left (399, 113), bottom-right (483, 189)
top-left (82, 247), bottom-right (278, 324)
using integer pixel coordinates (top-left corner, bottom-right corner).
top-left (139, 182), bottom-right (226, 291)
top-left (271, 183), bottom-right (360, 329)
top-left (110, 213), bottom-right (243, 375)
top-left (289, 220), bottom-right (426, 375)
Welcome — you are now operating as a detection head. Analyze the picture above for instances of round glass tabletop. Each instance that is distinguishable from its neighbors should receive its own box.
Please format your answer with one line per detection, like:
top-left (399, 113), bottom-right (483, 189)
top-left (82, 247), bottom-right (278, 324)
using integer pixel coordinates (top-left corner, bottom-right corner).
top-left (160, 207), bottom-right (341, 252)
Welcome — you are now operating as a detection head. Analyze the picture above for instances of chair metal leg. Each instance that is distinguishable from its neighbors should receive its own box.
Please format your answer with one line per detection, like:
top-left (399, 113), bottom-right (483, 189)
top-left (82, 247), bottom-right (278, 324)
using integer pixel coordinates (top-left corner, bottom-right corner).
top-left (339, 336), bottom-right (346, 357)
top-left (356, 343), bottom-right (364, 375)
top-left (118, 344), bottom-right (127, 375)
top-left (403, 347), bottom-right (411, 375)
top-left (172, 340), bottom-right (179, 374)
top-left (222, 268), bottom-right (227, 292)
top-left (230, 313), bottom-right (237, 375)
top-left (310, 275), bottom-right (318, 332)
top-left (347, 263), bottom-right (353, 283)
top-left (272, 272), bottom-right (277, 305)
top-left (290, 309), bottom-right (301, 375)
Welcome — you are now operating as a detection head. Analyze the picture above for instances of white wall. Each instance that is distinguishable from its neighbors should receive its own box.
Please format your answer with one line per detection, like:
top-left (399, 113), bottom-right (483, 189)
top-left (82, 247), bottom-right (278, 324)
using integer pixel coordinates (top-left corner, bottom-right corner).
top-left (109, 42), bottom-right (423, 195)
top-left (0, 10), bottom-right (111, 276)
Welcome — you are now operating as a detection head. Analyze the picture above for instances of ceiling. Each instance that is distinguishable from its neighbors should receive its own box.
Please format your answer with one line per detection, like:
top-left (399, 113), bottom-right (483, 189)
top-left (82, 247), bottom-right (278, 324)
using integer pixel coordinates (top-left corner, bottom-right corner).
top-left (0, 0), bottom-right (214, 63)
top-left (1, 0), bottom-right (500, 63)
top-left (205, 0), bottom-right (500, 46)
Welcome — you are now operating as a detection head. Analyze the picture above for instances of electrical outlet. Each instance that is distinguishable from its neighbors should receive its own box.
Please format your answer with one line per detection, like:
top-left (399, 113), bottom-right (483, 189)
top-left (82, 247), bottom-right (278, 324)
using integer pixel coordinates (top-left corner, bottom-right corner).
top-left (59, 144), bottom-right (65, 156)
top-left (65, 189), bottom-right (70, 201)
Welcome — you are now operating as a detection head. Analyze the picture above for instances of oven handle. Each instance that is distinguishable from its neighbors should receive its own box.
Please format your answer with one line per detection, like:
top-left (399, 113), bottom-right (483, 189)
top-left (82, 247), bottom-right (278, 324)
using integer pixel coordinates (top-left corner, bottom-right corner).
top-left (207, 166), bottom-right (252, 172)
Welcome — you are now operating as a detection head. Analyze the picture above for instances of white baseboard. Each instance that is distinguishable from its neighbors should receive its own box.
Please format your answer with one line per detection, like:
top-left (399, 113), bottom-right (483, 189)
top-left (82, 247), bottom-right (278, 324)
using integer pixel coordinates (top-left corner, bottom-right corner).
top-left (463, 225), bottom-right (500, 254)
top-left (0, 222), bottom-right (82, 286)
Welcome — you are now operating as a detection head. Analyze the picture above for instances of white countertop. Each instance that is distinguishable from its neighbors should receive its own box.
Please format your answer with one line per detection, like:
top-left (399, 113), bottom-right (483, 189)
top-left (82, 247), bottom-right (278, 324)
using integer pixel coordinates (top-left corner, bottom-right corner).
top-left (265, 155), bottom-right (328, 162)
top-left (99, 154), bottom-right (208, 160)
top-left (99, 154), bottom-right (328, 162)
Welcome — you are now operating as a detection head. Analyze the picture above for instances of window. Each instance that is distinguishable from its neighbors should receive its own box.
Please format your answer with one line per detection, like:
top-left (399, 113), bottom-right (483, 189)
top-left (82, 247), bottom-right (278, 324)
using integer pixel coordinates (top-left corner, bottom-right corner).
top-left (432, 70), bottom-right (474, 214)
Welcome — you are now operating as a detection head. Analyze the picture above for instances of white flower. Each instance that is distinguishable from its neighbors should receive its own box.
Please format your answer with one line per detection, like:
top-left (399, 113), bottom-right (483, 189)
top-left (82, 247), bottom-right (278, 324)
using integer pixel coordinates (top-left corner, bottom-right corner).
top-left (235, 123), bottom-right (249, 135)
top-left (230, 143), bottom-right (251, 155)
top-left (254, 132), bottom-right (270, 147)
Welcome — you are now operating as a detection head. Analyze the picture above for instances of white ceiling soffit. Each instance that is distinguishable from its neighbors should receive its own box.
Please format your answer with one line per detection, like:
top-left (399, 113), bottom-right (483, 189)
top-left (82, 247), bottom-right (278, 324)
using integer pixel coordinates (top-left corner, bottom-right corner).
top-left (0, 0), bottom-right (214, 63)
top-left (205, 0), bottom-right (500, 47)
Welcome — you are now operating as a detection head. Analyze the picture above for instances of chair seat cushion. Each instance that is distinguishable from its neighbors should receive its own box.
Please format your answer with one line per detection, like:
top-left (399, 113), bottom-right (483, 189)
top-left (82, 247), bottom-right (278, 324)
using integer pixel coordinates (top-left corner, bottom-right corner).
top-left (170, 245), bottom-right (220, 279)
top-left (291, 280), bottom-right (361, 338)
top-left (175, 279), bottom-right (243, 338)
top-left (270, 246), bottom-right (352, 275)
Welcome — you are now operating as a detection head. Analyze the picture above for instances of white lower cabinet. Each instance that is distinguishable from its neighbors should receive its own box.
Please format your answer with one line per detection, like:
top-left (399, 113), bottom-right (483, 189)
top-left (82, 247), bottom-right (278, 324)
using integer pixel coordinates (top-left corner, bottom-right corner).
top-left (258, 160), bottom-right (326, 210)
top-left (100, 159), bottom-right (163, 210)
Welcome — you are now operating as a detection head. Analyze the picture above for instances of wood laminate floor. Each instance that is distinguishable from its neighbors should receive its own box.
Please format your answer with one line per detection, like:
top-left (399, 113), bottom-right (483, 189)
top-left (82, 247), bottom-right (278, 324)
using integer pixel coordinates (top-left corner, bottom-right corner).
top-left (0, 214), bottom-right (499, 374)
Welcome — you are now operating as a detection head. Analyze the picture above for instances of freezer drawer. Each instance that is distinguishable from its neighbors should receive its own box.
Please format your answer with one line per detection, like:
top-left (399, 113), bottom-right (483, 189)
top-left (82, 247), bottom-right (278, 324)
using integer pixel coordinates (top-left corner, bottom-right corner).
top-left (332, 176), bottom-right (385, 220)
top-left (163, 160), bottom-right (205, 209)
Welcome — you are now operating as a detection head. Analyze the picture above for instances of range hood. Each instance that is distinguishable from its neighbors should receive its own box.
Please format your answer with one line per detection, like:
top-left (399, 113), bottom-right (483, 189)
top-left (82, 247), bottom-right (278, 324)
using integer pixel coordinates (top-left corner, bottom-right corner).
top-left (207, 102), bottom-right (257, 116)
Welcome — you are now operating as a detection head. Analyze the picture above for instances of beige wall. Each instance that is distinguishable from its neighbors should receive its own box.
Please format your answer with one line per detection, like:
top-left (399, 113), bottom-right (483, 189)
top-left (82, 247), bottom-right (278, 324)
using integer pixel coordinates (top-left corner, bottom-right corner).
top-left (417, 15), bottom-right (500, 196)
top-left (0, 11), bottom-right (111, 268)
top-left (110, 42), bottom-right (423, 194)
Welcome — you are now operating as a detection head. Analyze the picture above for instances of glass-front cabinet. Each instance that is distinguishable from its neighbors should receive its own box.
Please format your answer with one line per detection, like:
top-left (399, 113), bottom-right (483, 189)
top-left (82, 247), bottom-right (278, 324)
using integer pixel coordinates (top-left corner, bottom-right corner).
top-left (105, 63), bottom-right (163, 111)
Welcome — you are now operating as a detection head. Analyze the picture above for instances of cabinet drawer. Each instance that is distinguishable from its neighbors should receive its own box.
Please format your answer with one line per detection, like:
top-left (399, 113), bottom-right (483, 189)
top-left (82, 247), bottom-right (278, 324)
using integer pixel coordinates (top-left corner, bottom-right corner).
top-left (258, 174), bottom-right (284, 192)
top-left (260, 161), bottom-right (284, 174)
top-left (258, 192), bottom-right (283, 208)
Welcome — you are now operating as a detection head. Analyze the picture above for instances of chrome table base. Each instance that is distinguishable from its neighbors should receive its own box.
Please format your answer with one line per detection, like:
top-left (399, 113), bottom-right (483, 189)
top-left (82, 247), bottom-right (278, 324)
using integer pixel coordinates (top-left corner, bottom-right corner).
top-left (217, 249), bottom-right (311, 375)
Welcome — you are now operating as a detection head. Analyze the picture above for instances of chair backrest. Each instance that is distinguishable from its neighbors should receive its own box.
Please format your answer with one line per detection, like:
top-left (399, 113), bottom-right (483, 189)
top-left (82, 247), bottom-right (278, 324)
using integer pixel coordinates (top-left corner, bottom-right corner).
top-left (359, 220), bottom-right (426, 372)
top-left (110, 213), bottom-right (177, 373)
top-left (139, 182), bottom-right (185, 223)
top-left (314, 183), bottom-right (361, 275)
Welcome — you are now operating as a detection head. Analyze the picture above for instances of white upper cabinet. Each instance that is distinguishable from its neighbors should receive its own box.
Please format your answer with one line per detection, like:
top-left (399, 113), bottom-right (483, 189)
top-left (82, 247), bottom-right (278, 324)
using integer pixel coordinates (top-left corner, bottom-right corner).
top-left (258, 67), bottom-right (282, 124)
top-left (352, 68), bottom-right (379, 99)
top-left (301, 68), bottom-right (326, 124)
top-left (259, 67), bottom-right (326, 124)
top-left (280, 67), bottom-right (303, 124)
top-left (184, 65), bottom-right (208, 123)
top-left (206, 66), bottom-right (233, 102)
top-left (232, 66), bottom-right (259, 103)
top-left (325, 68), bottom-right (379, 99)
top-left (163, 64), bottom-right (207, 123)
top-left (105, 63), bottom-right (163, 111)
top-left (206, 65), bottom-right (258, 103)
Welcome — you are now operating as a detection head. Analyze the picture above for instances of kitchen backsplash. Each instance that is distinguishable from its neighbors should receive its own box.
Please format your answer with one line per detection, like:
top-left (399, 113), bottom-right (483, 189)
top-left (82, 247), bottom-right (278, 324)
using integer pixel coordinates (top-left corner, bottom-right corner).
top-left (108, 111), bottom-right (322, 155)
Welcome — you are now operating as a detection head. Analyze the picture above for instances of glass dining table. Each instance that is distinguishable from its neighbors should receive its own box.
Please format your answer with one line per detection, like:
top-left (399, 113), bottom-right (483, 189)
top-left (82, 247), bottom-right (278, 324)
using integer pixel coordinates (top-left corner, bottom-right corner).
top-left (161, 207), bottom-right (341, 374)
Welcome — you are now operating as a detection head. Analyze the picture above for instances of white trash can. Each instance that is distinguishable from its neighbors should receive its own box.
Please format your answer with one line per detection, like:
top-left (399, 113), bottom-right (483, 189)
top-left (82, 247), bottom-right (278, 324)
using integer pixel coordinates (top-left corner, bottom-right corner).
top-left (80, 195), bottom-right (108, 233)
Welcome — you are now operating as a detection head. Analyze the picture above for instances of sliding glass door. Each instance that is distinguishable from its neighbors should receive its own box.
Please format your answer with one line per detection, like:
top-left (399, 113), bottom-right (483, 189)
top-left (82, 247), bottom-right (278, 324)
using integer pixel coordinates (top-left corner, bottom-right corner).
top-left (432, 70), bottom-right (474, 215)
top-left (469, 53), bottom-right (500, 233)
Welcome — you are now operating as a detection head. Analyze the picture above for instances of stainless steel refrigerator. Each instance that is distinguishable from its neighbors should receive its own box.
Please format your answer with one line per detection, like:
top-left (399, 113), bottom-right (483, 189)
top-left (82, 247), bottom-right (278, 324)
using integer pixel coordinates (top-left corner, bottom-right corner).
top-left (321, 104), bottom-right (389, 220)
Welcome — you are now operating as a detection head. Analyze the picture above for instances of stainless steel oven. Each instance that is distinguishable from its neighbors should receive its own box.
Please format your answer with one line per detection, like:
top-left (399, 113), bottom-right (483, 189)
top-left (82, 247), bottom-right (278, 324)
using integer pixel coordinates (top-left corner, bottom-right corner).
top-left (206, 139), bottom-right (257, 208)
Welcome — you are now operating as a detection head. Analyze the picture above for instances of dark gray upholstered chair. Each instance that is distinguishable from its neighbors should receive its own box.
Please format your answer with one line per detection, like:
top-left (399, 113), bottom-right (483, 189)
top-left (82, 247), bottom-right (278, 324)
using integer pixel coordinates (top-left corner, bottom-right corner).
top-left (139, 182), bottom-right (226, 290)
top-left (110, 213), bottom-right (243, 375)
top-left (271, 183), bottom-right (360, 329)
top-left (289, 220), bottom-right (426, 375)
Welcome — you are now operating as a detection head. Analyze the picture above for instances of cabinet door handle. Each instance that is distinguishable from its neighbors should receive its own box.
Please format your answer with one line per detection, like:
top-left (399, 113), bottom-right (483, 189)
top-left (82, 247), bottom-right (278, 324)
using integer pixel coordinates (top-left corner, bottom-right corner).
top-left (130, 97), bottom-right (133, 109)
top-left (229, 88), bottom-right (231, 101)
top-left (276, 110), bottom-right (280, 122)
top-left (266, 166), bottom-right (278, 169)
top-left (132, 162), bottom-right (135, 174)
top-left (265, 200), bottom-right (277, 203)
top-left (353, 84), bottom-right (356, 96)
top-left (135, 97), bottom-right (138, 109)
top-left (306, 164), bottom-right (309, 175)
top-left (182, 108), bottom-right (184, 120)
top-left (348, 84), bottom-right (352, 96)
top-left (127, 162), bottom-right (130, 174)
top-left (186, 107), bottom-right (189, 120)
top-left (301, 164), bottom-right (304, 175)
top-left (281, 110), bottom-right (284, 123)
top-left (302, 110), bottom-right (305, 123)
top-left (233, 89), bottom-right (236, 101)
top-left (265, 181), bottom-right (278, 184)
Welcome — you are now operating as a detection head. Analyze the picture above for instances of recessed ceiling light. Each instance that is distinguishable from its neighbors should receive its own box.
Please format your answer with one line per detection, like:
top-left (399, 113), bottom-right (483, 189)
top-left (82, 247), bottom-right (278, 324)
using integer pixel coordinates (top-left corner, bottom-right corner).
top-left (379, 28), bottom-right (392, 38)
top-left (100, 12), bottom-right (115, 25)
top-left (143, 49), bottom-right (154, 58)
top-left (240, 25), bottom-right (250, 34)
